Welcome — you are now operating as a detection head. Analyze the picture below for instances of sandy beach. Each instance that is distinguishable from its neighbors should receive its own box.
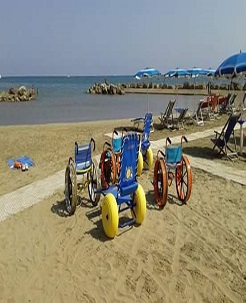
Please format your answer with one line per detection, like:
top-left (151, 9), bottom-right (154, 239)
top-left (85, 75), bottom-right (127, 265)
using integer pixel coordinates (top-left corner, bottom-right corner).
top-left (0, 113), bottom-right (246, 302)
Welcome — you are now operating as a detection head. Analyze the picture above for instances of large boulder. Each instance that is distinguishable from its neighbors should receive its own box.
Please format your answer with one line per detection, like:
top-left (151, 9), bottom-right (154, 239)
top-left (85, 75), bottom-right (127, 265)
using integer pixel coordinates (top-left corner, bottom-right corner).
top-left (87, 82), bottom-right (125, 95)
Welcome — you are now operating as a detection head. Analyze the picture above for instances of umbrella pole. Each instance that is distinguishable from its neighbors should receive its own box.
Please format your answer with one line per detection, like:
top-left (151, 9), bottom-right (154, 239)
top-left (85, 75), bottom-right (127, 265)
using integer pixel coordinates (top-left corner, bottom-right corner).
top-left (147, 83), bottom-right (149, 112)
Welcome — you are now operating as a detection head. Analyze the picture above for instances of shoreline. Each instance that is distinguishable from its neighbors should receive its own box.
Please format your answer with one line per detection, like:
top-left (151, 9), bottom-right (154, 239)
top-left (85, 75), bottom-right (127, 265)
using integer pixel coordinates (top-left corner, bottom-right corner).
top-left (124, 87), bottom-right (229, 96)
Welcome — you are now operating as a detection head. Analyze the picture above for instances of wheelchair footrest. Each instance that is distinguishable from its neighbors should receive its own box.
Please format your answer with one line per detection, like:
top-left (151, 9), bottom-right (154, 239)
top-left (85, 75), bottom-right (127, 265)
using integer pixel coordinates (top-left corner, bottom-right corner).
top-left (119, 218), bottom-right (136, 228)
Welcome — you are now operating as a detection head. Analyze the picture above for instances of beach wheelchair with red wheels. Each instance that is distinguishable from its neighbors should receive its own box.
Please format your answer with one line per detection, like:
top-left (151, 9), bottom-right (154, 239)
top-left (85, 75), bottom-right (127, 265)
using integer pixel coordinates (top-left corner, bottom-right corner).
top-left (137, 112), bottom-right (154, 176)
top-left (153, 136), bottom-right (192, 208)
top-left (99, 132), bottom-right (146, 238)
top-left (64, 138), bottom-right (100, 215)
top-left (100, 129), bottom-right (125, 189)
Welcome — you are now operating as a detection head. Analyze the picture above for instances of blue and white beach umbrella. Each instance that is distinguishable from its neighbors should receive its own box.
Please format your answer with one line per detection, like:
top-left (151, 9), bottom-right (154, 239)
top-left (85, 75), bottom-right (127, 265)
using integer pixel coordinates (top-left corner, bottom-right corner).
top-left (134, 67), bottom-right (161, 112)
top-left (134, 67), bottom-right (161, 80)
top-left (187, 67), bottom-right (215, 78)
top-left (164, 68), bottom-right (190, 78)
top-left (215, 51), bottom-right (246, 78)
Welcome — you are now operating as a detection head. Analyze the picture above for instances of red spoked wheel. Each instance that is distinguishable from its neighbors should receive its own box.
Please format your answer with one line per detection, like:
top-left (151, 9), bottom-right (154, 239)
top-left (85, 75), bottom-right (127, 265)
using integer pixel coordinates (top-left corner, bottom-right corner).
top-left (114, 152), bottom-right (121, 176)
top-left (175, 155), bottom-right (192, 203)
top-left (153, 159), bottom-right (168, 208)
top-left (100, 149), bottom-right (117, 189)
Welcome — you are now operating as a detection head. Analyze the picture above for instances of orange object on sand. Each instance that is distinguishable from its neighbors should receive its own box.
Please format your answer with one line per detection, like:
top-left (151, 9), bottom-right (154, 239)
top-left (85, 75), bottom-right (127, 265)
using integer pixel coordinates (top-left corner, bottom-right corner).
top-left (14, 161), bottom-right (22, 169)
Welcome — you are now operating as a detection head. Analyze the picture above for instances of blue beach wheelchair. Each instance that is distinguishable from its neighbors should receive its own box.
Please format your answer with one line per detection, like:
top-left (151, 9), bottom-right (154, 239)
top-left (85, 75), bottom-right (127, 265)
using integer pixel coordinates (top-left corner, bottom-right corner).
top-left (153, 136), bottom-right (192, 208)
top-left (137, 112), bottom-right (154, 176)
top-left (65, 138), bottom-right (100, 215)
top-left (100, 132), bottom-right (147, 238)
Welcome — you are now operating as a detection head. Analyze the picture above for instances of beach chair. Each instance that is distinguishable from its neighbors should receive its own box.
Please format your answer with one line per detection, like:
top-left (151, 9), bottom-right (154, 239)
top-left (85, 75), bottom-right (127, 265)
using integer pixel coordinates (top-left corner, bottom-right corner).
top-left (201, 95), bottom-right (220, 120)
top-left (237, 92), bottom-right (246, 111)
top-left (210, 112), bottom-right (241, 160)
top-left (188, 99), bottom-right (204, 126)
top-left (218, 93), bottom-right (231, 114)
top-left (138, 112), bottom-right (154, 175)
top-left (220, 93), bottom-right (237, 114)
top-left (153, 136), bottom-right (192, 208)
top-left (64, 138), bottom-right (100, 215)
top-left (158, 99), bottom-right (176, 128)
top-left (100, 132), bottom-right (146, 238)
top-left (169, 107), bottom-right (188, 130)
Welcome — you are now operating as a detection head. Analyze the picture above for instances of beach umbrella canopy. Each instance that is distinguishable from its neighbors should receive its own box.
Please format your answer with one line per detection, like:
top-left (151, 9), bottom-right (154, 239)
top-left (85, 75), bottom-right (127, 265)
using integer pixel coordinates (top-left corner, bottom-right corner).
top-left (215, 52), bottom-right (246, 78)
top-left (134, 67), bottom-right (161, 80)
top-left (187, 67), bottom-right (215, 78)
top-left (134, 67), bottom-right (161, 112)
top-left (164, 68), bottom-right (190, 78)
top-left (186, 67), bottom-right (215, 97)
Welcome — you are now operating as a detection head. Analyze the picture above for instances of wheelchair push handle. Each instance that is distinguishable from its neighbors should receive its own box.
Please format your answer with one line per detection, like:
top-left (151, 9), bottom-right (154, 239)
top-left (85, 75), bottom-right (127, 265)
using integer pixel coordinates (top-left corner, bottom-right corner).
top-left (157, 149), bottom-right (165, 160)
top-left (113, 129), bottom-right (119, 136)
top-left (113, 128), bottom-right (127, 138)
top-left (90, 138), bottom-right (96, 151)
top-left (165, 137), bottom-right (172, 147)
top-left (181, 136), bottom-right (188, 146)
top-left (103, 140), bottom-right (113, 151)
top-left (68, 156), bottom-right (74, 165)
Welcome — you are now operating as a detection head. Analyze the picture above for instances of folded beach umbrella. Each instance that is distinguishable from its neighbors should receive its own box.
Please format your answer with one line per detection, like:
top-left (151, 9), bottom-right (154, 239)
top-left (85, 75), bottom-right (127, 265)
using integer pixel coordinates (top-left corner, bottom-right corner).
top-left (215, 51), bottom-right (246, 78)
top-left (134, 67), bottom-right (161, 80)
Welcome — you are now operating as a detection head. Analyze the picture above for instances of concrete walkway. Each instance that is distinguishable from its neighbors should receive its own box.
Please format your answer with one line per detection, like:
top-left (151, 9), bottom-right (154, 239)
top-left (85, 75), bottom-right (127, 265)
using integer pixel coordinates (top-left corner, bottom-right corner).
top-left (0, 124), bottom-right (245, 223)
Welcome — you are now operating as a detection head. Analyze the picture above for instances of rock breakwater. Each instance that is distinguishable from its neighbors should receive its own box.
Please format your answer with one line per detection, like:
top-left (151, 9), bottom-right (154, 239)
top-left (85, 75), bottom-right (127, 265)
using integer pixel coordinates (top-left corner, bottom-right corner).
top-left (0, 86), bottom-right (35, 102)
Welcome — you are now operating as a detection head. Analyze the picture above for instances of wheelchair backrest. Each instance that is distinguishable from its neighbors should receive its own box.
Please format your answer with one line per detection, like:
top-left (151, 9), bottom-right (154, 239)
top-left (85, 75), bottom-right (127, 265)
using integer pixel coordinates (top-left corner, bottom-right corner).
top-left (166, 145), bottom-right (182, 164)
top-left (141, 112), bottom-right (152, 150)
top-left (119, 133), bottom-right (140, 196)
top-left (74, 142), bottom-right (92, 170)
top-left (112, 136), bottom-right (123, 153)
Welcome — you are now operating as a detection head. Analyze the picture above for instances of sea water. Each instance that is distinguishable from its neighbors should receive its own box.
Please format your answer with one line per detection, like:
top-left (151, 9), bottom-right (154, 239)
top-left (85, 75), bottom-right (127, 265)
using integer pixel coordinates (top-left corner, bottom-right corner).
top-left (0, 76), bottom-right (205, 126)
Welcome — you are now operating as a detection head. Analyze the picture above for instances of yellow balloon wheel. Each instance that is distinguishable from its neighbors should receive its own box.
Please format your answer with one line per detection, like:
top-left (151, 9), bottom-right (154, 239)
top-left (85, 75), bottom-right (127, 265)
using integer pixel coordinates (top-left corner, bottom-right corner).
top-left (137, 151), bottom-right (143, 176)
top-left (143, 147), bottom-right (154, 170)
top-left (133, 184), bottom-right (146, 224)
top-left (102, 194), bottom-right (119, 238)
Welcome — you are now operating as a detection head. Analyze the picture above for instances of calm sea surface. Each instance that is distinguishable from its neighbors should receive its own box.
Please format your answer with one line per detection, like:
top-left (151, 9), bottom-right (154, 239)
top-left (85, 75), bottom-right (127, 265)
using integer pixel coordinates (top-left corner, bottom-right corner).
top-left (0, 76), bottom-right (205, 126)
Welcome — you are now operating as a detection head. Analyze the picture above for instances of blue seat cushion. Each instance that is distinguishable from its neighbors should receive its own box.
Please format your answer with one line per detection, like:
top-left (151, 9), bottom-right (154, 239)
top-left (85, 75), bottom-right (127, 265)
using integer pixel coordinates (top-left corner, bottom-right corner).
top-left (120, 182), bottom-right (138, 197)
top-left (75, 160), bottom-right (91, 172)
top-left (112, 137), bottom-right (123, 153)
top-left (166, 146), bottom-right (182, 164)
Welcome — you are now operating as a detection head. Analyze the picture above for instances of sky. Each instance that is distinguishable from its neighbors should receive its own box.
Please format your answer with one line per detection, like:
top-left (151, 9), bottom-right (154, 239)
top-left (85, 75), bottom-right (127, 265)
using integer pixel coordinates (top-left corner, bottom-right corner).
top-left (0, 0), bottom-right (246, 76)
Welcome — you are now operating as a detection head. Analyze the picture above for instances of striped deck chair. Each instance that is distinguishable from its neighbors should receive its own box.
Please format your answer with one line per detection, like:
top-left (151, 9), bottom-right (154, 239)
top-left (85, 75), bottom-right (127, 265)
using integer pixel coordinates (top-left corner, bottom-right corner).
top-left (211, 112), bottom-right (241, 160)
top-left (158, 99), bottom-right (176, 128)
